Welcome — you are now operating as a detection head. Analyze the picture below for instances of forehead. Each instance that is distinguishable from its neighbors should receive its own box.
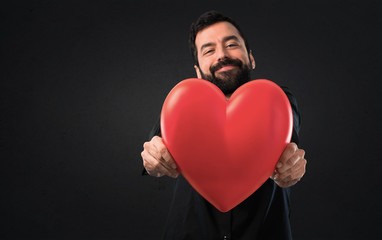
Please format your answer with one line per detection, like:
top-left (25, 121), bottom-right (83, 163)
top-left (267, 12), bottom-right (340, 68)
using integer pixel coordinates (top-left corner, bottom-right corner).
top-left (195, 21), bottom-right (243, 50)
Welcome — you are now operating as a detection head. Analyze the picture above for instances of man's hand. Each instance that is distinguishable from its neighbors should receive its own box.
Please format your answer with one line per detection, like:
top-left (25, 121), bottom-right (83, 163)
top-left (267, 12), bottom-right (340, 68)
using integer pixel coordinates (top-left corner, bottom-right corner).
top-left (141, 136), bottom-right (179, 178)
top-left (272, 142), bottom-right (307, 188)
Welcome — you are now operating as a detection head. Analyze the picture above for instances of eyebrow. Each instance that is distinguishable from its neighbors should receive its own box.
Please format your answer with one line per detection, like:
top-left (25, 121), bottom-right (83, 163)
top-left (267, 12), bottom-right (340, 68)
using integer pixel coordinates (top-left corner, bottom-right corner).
top-left (199, 35), bottom-right (241, 52)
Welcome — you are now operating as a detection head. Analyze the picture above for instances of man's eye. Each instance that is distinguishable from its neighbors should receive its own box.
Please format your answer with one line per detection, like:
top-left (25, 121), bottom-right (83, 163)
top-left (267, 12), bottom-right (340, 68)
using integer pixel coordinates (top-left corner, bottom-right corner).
top-left (227, 43), bottom-right (238, 48)
top-left (203, 49), bottom-right (214, 55)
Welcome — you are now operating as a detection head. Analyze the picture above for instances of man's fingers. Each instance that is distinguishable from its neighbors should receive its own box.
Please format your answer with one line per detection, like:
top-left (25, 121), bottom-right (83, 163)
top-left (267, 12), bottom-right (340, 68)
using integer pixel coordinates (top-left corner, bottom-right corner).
top-left (277, 148), bottom-right (305, 173)
top-left (275, 156), bottom-right (306, 182)
top-left (142, 138), bottom-right (178, 178)
top-left (162, 149), bottom-right (177, 169)
top-left (142, 150), bottom-right (178, 178)
top-left (148, 137), bottom-right (165, 160)
top-left (277, 153), bottom-right (300, 174)
top-left (273, 143), bottom-right (307, 188)
top-left (279, 142), bottom-right (298, 162)
top-left (151, 136), bottom-right (177, 170)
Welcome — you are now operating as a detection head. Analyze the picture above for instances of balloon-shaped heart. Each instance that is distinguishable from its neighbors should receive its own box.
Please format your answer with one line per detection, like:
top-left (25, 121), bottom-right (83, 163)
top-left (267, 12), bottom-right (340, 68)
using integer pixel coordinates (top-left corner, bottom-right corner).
top-left (161, 78), bottom-right (292, 212)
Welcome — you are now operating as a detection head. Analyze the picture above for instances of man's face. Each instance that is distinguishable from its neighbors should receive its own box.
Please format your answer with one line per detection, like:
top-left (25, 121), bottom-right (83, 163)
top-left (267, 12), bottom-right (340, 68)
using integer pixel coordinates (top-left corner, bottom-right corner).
top-left (194, 21), bottom-right (255, 95)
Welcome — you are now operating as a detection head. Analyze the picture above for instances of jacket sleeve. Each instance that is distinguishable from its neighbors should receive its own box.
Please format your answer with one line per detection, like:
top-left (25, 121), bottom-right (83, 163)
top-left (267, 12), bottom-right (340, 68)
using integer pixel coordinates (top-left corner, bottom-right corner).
top-left (280, 86), bottom-right (301, 145)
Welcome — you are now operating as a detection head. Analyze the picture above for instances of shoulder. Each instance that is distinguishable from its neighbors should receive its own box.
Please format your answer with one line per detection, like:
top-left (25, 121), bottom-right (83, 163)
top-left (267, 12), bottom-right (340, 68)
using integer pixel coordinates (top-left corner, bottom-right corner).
top-left (280, 86), bottom-right (299, 109)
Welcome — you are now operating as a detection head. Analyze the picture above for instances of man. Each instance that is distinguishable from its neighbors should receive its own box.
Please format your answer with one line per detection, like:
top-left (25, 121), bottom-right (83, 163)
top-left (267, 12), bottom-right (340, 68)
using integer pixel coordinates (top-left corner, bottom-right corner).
top-left (141, 10), bottom-right (307, 240)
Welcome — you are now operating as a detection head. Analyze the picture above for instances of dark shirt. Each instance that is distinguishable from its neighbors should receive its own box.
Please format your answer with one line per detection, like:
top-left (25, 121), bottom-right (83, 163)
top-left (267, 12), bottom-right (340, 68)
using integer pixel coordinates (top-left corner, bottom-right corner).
top-left (144, 85), bottom-right (301, 240)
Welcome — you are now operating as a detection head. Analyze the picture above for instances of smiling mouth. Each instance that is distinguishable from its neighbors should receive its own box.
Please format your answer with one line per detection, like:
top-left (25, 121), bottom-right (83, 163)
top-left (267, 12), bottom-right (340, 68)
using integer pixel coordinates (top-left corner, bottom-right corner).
top-left (216, 65), bottom-right (237, 73)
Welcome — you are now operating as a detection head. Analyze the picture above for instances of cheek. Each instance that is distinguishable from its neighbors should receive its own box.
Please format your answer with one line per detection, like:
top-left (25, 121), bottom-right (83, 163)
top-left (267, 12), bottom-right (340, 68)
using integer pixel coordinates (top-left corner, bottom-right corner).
top-left (241, 53), bottom-right (252, 65)
top-left (199, 61), bottom-right (212, 74)
top-left (202, 65), bottom-right (211, 74)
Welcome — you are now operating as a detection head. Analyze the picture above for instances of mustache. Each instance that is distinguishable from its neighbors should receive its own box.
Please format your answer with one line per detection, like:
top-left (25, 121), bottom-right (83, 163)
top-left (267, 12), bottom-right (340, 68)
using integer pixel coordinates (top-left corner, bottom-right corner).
top-left (210, 57), bottom-right (243, 74)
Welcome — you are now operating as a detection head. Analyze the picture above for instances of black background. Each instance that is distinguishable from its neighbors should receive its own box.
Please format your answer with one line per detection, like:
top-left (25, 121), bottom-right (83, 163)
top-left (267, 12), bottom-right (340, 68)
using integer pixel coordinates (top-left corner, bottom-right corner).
top-left (1, 0), bottom-right (381, 239)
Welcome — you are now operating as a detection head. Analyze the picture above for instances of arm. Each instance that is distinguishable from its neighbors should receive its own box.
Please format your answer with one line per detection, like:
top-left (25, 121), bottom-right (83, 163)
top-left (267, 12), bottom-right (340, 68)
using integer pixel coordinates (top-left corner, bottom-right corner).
top-left (271, 87), bottom-right (307, 188)
top-left (141, 117), bottom-right (179, 178)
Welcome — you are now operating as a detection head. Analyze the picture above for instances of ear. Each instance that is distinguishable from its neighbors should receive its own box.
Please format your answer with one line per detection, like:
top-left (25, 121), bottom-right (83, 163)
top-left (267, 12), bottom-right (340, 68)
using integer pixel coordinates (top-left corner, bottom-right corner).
top-left (249, 50), bottom-right (256, 70)
top-left (194, 65), bottom-right (202, 78)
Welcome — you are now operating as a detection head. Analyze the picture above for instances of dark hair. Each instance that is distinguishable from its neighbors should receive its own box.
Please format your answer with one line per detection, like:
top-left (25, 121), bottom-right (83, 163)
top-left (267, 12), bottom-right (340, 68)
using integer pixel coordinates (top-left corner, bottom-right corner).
top-left (189, 10), bottom-right (251, 66)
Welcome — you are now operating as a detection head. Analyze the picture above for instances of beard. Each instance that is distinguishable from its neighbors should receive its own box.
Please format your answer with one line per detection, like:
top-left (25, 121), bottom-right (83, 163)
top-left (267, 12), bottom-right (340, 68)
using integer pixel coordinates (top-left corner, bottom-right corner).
top-left (199, 57), bottom-right (252, 95)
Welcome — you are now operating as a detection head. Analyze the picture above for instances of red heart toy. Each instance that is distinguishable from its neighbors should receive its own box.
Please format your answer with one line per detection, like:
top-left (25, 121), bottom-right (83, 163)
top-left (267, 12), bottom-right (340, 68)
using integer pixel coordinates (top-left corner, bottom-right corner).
top-left (161, 78), bottom-right (292, 212)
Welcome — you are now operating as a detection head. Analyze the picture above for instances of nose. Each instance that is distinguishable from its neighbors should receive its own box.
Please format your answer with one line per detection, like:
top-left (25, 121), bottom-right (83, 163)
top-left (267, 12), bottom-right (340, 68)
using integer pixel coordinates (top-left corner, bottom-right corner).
top-left (216, 46), bottom-right (228, 62)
